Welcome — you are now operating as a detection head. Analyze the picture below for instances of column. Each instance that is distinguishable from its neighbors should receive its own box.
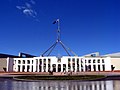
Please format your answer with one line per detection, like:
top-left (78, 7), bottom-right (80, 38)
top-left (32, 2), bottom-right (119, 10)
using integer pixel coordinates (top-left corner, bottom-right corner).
top-left (79, 58), bottom-right (81, 72)
top-left (66, 63), bottom-right (68, 72)
top-left (83, 60), bottom-right (85, 72)
top-left (56, 64), bottom-right (58, 72)
top-left (75, 58), bottom-right (77, 72)
top-left (61, 64), bottom-right (63, 72)
top-left (91, 60), bottom-right (93, 71)
top-left (33, 60), bottom-right (36, 72)
top-left (71, 59), bottom-right (73, 71)
top-left (100, 60), bottom-right (103, 71)
top-left (46, 59), bottom-right (48, 72)
top-left (24, 60), bottom-right (27, 72)
top-left (41, 59), bottom-right (44, 72)
top-left (96, 64), bottom-right (98, 71)
top-left (37, 59), bottom-right (39, 72)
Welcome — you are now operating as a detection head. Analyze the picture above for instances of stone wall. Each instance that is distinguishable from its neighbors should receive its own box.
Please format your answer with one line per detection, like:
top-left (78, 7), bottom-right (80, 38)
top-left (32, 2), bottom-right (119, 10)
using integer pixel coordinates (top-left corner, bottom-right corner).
top-left (0, 58), bottom-right (7, 71)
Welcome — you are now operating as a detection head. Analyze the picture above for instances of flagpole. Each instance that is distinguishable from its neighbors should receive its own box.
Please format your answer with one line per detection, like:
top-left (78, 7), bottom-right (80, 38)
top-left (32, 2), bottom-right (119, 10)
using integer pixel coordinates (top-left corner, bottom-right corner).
top-left (57, 19), bottom-right (60, 41)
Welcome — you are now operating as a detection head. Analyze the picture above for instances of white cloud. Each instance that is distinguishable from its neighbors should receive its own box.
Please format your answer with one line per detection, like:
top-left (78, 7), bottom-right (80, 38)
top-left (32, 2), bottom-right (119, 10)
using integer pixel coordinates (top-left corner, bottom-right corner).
top-left (16, 0), bottom-right (39, 21)
top-left (23, 8), bottom-right (37, 18)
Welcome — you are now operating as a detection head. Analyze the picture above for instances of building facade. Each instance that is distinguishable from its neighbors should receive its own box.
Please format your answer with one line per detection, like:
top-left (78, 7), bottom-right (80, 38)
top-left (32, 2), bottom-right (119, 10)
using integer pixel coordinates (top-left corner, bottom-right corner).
top-left (6, 55), bottom-right (112, 72)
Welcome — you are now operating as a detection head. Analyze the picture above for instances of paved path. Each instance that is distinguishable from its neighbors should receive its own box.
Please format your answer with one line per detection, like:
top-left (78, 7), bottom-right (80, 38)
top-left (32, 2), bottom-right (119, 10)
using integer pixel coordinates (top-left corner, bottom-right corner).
top-left (0, 71), bottom-right (120, 78)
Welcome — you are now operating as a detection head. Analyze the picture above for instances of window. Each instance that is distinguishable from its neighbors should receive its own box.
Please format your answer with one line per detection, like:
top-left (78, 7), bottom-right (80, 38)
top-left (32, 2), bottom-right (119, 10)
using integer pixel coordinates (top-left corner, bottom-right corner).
top-left (93, 65), bottom-right (96, 71)
top-left (77, 58), bottom-right (79, 65)
top-left (102, 59), bottom-right (105, 63)
top-left (88, 60), bottom-right (91, 63)
top-left (93, 59), bottom-right (96, 63)
top-left (98, 59), bottom-right (100, 63)
top-left (102, 65), bottom-right (105, 71)
top-left (44, 59), bottom-right (46, 64)
top-left (27, 60), bottom-right (30, 64)
top-left (72, 58), bottom-right (75, 63)
top-left (18, 60), bottom-right (21, 64)
top-left (68, 58), bottom-right (71, 64)
top-left (57, 58), bottom-right (61, 62)
top-left (32, 60), bottom-right (34, 64)
top-left (39, 59), bottom-right (42, 64)
top-left (48, 59), bottom-right (51, 64)
top-left (23, 60), bottom-right (25, 64)
top-left (98, 65), bottom-right (100, 71)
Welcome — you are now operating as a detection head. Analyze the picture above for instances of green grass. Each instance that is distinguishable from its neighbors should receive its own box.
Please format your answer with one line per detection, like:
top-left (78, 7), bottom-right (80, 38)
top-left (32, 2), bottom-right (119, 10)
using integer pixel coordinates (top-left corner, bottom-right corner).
top-left (14, 75), bottom-right (105, 81)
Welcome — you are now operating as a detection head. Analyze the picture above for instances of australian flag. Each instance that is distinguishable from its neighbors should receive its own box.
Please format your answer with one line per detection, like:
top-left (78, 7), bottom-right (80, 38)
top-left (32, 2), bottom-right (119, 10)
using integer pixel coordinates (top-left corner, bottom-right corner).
top-left (53, 19), bottom-right (59, 24)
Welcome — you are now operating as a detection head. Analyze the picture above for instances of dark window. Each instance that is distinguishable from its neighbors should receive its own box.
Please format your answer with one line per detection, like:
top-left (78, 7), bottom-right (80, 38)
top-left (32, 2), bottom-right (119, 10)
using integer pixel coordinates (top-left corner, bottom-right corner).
top-left (93, 65), bottom-right (96, 71)
top-left (98, 65), bottom-right (100, 71)
top-left (102, 59), bottom-right (105, 63)
top-left (102, 65), bottom-right (105, 71)
top-left (98, 59), bottom-right (100, 63)
top-left (88, 60), bottom-right (91, 63)
top-left (27, 60), bottom-right (30, 64)
top-left (23, 60), bottom-right (25, 64)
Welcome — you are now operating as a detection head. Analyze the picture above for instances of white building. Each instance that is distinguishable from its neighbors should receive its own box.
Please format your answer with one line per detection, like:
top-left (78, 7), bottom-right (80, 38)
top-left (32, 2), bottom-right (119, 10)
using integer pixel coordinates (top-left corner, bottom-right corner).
top-left (6, 52), bottom-right (112, 72)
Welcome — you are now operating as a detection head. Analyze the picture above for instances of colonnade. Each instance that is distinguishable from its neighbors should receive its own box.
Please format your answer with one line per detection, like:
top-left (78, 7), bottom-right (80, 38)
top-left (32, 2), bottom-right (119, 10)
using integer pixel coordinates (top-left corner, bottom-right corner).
top-left (13, 57), bottom-right (107, 72)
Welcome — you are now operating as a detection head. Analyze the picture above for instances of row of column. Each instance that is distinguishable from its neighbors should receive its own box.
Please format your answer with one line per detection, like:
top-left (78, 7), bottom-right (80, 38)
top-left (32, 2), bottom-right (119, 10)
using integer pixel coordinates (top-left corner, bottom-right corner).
top-left (82, 60), bottom-right (105, 71)
top-left (14, 58), bottom-right (106, 72)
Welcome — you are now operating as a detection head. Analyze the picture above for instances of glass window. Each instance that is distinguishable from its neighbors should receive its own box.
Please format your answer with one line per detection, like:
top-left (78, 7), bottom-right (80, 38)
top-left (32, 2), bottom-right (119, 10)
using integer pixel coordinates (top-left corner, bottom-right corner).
top-left (68, 58), bottom-right (71, 63)
top-left (93, 59), bottom-right (96, 63)
top-left (44, 59), bottom-right (46, 64)
top-left (27, 60), bottom-right (30, 64)
top-left (77, 58), bottom-right (79, 64)
top-left (102, 59), bottom-right (105, 63)
top-left (18, 60), bottom-right (21, 64)
top-left (48, 59), bottom-right (51, 64)
top-left (23, 60), bottom-right (25, 64)
top-left (57, 58), bottom-right (61, 62)
top-left (88, 60), bottom-right (91, 63)
top-left (98, 59), bottom-right (100, 63)
top-left (72, 58), bottom-right (75, 62)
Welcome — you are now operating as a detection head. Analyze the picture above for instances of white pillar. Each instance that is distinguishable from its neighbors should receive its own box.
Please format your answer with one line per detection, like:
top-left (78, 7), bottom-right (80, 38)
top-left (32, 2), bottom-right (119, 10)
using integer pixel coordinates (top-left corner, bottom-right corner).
top-left (66, 63), bottom-right (68, 72)
top-left (37, 59), bottom-right (39, 72)
top-left (29, 60), bottom-right (32, 72)
top-left (79, 58), bottom-right (81, 72)
top-left (46, 59), bottom-right (48, 72)
top-left (33, 60), bottom-right (36, 72)
top-left (83, 60), bottom-right (85, 72)
top-left (75, 58), bottom-right (77, 72)
top-left (61, 64), bottom-right (63, 72)
top-left (96, 64), bottom-right (98, 71)
top-left (91, 60), bottom-right (93, 71)
top-left (71, 59), bottom-right (73, 71)
top-left (42, 59), bottom-right (44, 72)
top-left (24, 60), bottom-right (27, 72)
top-left (56, 64), bottom-right (58, 72)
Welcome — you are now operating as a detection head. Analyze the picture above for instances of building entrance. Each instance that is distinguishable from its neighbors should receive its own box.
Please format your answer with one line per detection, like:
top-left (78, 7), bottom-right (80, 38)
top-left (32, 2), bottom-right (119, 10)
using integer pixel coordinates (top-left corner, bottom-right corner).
top-left (52, 64), bottom-right (56, 72)
top-left (58, 64), bottom-right (61, 72)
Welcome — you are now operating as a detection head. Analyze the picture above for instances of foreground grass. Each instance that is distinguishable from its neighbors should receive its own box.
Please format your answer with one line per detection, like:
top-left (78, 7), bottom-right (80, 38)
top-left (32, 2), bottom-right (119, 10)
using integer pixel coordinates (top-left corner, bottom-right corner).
top-left (14, 75), bottom-right (105, 81)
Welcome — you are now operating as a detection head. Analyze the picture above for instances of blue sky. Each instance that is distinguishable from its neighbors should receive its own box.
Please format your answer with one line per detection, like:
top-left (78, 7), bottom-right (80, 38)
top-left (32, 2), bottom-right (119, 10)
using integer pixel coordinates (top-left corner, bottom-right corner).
top-left (0, 0), bottom-right (120, 56)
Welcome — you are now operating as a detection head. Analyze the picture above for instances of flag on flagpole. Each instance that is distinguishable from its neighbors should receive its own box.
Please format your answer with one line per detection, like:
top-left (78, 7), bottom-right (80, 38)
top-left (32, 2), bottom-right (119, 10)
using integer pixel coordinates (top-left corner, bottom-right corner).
top-left (53, 19), bottom-right (59, 24)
